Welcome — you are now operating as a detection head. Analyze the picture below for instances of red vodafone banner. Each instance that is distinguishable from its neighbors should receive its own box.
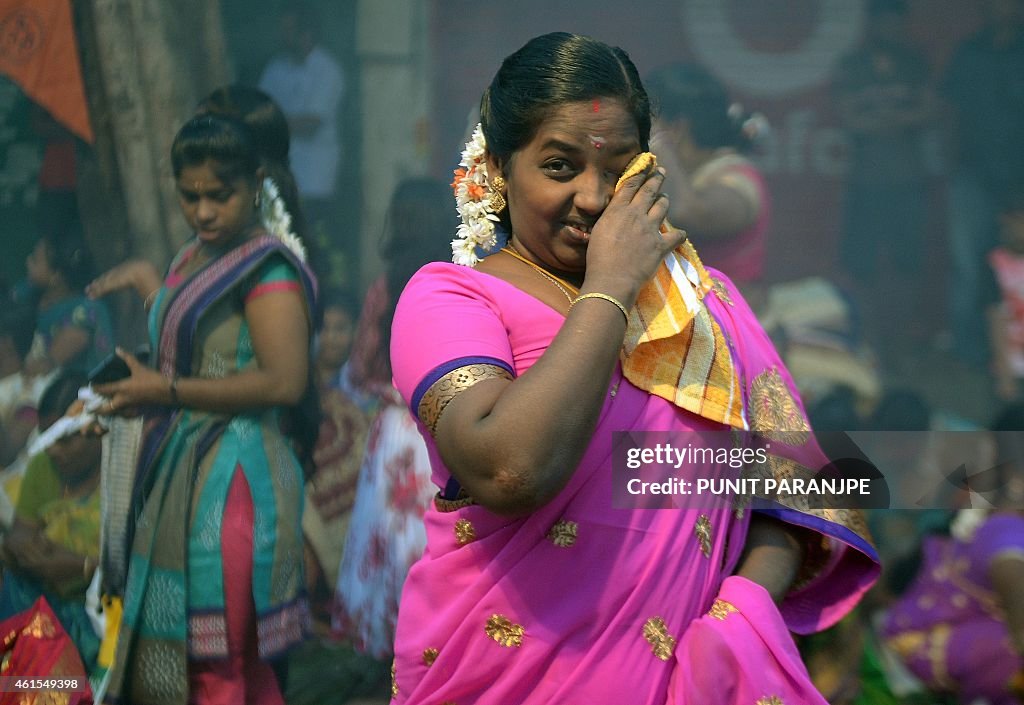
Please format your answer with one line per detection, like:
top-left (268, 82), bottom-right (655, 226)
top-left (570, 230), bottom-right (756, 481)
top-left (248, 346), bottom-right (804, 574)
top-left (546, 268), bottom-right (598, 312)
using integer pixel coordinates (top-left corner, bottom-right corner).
top-left (430, 0), bottom-right (980, 282)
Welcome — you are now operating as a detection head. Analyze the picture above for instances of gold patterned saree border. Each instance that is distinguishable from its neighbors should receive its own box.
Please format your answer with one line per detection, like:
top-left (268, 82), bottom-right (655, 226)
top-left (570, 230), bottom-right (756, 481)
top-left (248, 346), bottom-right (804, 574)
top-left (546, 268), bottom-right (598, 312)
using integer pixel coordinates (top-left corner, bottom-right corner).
top-left (434, 491), bottom-right (476, 513)
top-left (417, 363), bottom-right (514, 436)
top-left (764, 455), bottom-right (874, 552)
top-left (743, 452), bottom-right (875, 588)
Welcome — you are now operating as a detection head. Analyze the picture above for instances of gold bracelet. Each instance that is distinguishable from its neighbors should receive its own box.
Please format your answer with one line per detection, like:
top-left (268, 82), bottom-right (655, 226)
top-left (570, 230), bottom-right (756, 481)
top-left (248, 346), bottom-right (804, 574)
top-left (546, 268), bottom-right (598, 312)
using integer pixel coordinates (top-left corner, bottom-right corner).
top-left (143, 288), bottom-right (159, 311)
top-left (570, 292), bottom-right (629, 323)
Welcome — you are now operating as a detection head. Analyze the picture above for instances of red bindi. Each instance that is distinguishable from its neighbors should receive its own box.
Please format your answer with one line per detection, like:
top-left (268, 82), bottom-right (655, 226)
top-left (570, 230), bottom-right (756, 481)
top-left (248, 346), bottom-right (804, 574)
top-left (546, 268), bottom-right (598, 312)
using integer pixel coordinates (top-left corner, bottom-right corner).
top-left (592, 99), bottom-right (600, 113)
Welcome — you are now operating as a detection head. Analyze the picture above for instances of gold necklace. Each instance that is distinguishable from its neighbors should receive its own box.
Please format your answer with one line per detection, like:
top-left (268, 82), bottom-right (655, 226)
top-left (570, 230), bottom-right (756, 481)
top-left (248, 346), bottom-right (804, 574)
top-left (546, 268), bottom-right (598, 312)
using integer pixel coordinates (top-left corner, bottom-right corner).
top-left (500, 246), bottom-right (580, 303)
top-left (501, 245), bottom-right (621, 399)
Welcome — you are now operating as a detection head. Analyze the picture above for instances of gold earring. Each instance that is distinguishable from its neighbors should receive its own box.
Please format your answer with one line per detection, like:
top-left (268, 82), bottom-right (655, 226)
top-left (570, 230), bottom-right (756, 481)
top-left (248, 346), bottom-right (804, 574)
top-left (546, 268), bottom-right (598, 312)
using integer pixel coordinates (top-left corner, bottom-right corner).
top-left (490, 175), bottom-right (506, 213)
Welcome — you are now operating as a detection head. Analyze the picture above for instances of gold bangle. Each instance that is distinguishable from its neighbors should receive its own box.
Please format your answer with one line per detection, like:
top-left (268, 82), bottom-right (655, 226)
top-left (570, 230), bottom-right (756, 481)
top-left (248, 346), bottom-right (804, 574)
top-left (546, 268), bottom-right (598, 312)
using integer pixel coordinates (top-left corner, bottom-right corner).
top-left (143, 288), bottom-right (159, 311)
top-left (570, 292), bottom-right (629, 323)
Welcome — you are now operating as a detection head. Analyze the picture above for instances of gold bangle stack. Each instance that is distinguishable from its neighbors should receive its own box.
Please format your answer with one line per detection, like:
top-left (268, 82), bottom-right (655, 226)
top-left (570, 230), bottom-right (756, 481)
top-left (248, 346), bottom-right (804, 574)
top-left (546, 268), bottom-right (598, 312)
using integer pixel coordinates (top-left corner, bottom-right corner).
top-left (570, 292), bottom-right (629, 323)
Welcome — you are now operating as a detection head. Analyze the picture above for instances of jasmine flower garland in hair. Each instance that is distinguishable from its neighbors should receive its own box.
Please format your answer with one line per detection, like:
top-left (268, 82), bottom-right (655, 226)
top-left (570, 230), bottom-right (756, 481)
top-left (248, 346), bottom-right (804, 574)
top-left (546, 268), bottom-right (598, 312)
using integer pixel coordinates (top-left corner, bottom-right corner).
top-left (260, 177), bottom-right (307, 262)
top-left (450, 124), bottom-right (500, 266)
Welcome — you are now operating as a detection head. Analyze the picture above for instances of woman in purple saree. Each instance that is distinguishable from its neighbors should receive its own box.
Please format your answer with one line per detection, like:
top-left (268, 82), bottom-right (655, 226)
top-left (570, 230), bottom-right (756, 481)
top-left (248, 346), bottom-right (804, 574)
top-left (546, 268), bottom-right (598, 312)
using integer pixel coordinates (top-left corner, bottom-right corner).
top-left (881, 511), bottom-right (1024, 704)
top-left (881, 404), bottom-right (1024, 704)
top-left (388, 33), bottom-right (878, 704)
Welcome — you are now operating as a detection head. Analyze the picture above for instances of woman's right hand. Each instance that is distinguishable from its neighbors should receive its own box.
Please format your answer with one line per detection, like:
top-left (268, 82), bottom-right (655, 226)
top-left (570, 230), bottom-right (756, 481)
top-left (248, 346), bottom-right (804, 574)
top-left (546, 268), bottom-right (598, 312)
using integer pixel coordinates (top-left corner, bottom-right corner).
top-left (86, 259), bottom-right (162, 300)
top-left (92, 347), bottom-right (169, 413)
top-left (584, 165), bottom-right (685, 304)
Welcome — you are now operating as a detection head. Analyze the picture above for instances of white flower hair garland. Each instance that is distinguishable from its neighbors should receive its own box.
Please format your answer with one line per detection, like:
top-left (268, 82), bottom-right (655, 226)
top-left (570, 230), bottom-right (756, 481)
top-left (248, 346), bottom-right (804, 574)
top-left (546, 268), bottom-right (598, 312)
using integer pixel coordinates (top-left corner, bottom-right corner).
top-left (450, 124), bottom-right (501, 266)
top-left (260, 177), bottom-right (307, 262)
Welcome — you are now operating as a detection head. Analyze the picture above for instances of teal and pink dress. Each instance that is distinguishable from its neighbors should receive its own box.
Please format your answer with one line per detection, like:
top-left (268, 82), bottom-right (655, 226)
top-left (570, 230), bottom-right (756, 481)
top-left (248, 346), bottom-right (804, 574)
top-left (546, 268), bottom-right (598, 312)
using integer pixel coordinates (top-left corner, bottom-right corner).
top-left (388, 262), bottom-right (879, 704)
top-left (104, 231), bottom-right (317, 705)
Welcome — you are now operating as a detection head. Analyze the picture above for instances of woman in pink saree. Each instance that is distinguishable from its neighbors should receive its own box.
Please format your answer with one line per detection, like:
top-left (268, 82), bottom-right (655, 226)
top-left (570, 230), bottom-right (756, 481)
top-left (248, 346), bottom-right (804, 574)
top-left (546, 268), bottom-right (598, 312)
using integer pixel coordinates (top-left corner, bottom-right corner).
top-left (388, 33), bottom-right (879, 705)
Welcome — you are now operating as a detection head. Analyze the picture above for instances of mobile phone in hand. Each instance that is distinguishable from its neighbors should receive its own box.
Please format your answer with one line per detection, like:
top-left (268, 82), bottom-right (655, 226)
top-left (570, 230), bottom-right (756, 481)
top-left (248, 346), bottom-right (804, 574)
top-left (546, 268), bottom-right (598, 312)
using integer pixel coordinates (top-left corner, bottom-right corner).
top-left (87, 345), bottom-right (150, 385)
top-left (88, 353), bottom-right (131, 385)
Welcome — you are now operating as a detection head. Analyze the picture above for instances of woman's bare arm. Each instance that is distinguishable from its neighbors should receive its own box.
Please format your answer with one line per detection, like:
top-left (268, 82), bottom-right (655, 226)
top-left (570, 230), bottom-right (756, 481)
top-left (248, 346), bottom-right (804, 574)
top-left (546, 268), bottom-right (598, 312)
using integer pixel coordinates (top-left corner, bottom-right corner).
top-left (94, 289), bottom-right (310, 413)
top-left (734, 514), bottom-right (808, 602)
top-left (990, 551), bottom-right (1024, 657)
top-left (430, 169), bottom-right (684, 516)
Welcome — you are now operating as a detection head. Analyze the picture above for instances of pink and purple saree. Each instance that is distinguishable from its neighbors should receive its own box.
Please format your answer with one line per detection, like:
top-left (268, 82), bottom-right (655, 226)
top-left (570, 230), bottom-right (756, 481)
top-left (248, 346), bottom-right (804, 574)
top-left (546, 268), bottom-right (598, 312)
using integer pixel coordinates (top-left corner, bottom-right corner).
top-left (388, 262), bottom-right (879, 704)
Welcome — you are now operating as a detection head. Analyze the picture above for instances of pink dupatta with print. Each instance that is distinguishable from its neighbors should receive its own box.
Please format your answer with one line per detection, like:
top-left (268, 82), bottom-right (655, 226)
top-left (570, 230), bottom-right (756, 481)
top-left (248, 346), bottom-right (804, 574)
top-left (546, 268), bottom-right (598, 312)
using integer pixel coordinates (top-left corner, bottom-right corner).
top-left (388, 262), bottom-right (878, 704)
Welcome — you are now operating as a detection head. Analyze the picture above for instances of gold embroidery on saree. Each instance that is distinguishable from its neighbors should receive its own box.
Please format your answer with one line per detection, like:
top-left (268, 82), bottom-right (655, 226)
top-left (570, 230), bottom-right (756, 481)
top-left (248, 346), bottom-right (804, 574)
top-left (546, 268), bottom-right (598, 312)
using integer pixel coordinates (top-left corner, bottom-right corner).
top-left (485, 615), bottom-right (525, 648)
top-left (454, 519), bottom-right (476, 545)
top-left (547, 520), bottom-right (578, 547)
top-left (27, 693), bottom-right (71, 705)
top-left (710, 277), bottom-right (734, 306)
top-left (939, 548), bottom-right (1001, 617)
top-left (885, 630), bottom-right (926, 659)
top-left (756, 697), bottom-right (785, 705)
top-left (418, 364), bottom-right (514, 435)
top-left (642, 617), bottom-right (676, 661)
top-left (929, 624), bottom-right (953, 690)
top-left (391, 660), bottom-right (398, 696)
top-left (733, 493), bottom-right (751, 519)
top-left (22, 612), bottom-right (56, 639)
top-left (695, 515), bottom-right (712, 558)
top-left (886, 625), bottom-right (954, 691)
top-left (422, 648), bottom-right (439, 666)
top-left (708, 599), bottom-right (739, 620)
top-left (749, 369), bottom-right (810, 445)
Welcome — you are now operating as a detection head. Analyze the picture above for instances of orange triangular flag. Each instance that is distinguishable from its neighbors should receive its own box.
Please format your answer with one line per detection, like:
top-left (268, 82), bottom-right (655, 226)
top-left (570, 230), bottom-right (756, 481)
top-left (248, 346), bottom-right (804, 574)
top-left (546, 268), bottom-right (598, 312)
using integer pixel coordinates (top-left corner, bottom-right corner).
top-left (0, 0), bottom-right (94, 142)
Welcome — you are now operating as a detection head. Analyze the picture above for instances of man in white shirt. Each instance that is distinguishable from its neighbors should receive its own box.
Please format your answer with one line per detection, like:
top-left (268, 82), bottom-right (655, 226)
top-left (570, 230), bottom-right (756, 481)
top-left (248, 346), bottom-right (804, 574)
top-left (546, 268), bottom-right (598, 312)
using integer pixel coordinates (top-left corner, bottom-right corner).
top-left (260, 3), bottom-right (345, 279)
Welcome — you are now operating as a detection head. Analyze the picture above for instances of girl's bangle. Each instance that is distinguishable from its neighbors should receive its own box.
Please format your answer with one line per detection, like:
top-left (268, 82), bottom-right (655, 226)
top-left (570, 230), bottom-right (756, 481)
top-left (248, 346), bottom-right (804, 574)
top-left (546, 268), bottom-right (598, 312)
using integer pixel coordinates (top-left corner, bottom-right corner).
top-left (570, 292), bottom-right (629, 323)
top-left (167, 375), bottom-right (180, 406)
top-left (143, 288), bottom-right (159, 311)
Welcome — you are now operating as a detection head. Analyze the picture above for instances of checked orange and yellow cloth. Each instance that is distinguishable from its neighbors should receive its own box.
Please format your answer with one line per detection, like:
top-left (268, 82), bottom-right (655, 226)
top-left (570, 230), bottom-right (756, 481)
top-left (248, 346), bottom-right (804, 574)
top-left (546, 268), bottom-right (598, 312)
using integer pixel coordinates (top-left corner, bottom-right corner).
top-left (616, 153), bottom-right (746, 430)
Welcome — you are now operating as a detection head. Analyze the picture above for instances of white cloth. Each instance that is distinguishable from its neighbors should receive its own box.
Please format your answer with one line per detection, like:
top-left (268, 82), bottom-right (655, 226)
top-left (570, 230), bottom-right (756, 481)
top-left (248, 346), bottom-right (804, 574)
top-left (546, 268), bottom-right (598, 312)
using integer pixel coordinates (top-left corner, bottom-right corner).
top-left (332, 393), bottom-right (433, 658)
top-left (259, 46), bottom-right (344, 198)
top-left (26, 386), bottom-right (109, 457)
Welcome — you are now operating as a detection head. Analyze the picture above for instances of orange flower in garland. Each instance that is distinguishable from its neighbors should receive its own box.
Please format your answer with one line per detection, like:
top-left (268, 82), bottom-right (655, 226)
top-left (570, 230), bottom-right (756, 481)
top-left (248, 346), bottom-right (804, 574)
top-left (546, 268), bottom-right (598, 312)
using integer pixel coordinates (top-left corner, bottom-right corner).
top-left (450, 168), bottom-right (467, 195)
